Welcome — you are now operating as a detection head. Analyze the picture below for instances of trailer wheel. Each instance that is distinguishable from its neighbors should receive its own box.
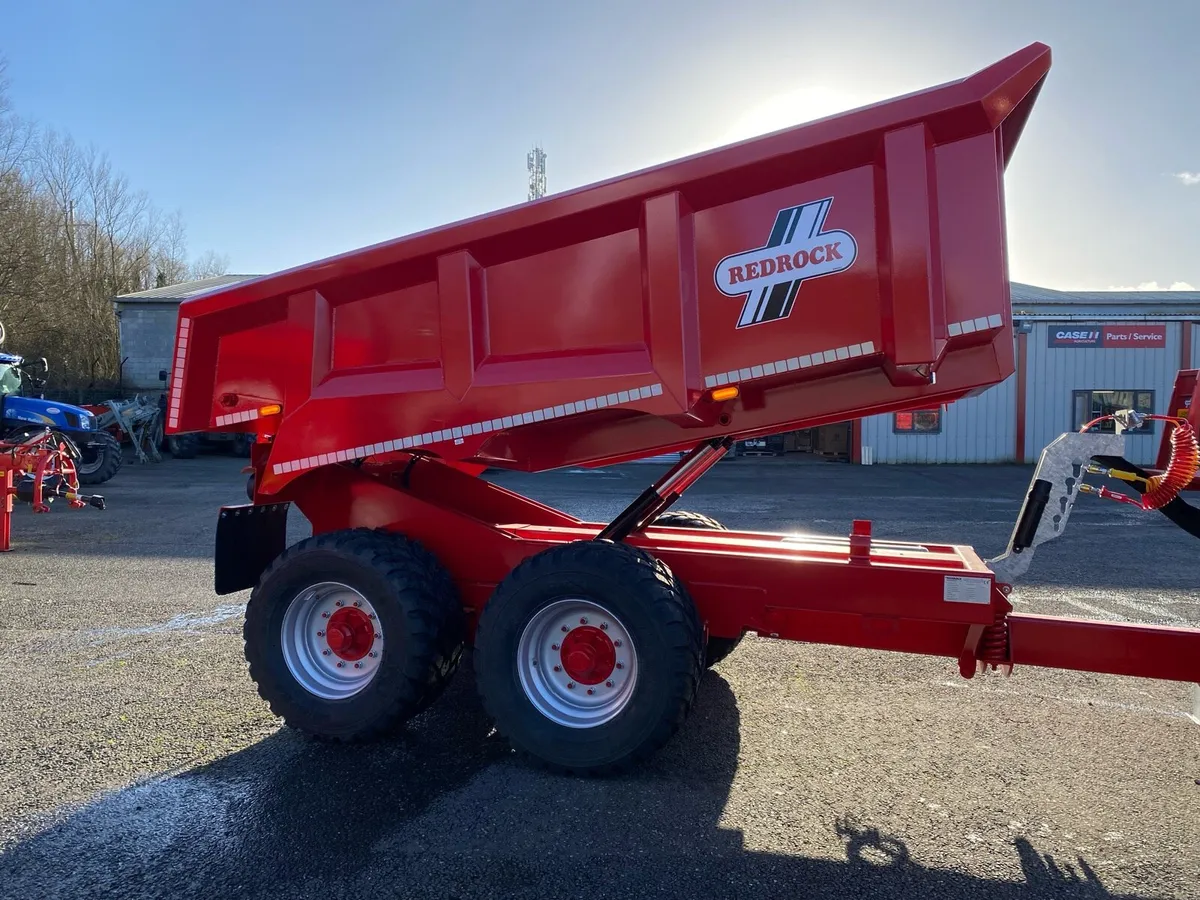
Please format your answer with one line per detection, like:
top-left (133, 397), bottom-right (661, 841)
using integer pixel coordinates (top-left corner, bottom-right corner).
top-left (75, 432), bottom-right (123, 485)
top-left (243, 528), bottom-right (465, 741)
top-left (167, 432), bottom-right (199, 459)
top-left (652, 510), bottom-right (745, 667)
top-left (474, 540), bottom-right (704, 775)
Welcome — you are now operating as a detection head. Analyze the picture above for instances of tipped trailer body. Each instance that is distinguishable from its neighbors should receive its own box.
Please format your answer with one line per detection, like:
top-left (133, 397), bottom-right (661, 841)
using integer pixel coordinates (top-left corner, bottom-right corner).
top-left (168, 42), bottom-right (1200, 773)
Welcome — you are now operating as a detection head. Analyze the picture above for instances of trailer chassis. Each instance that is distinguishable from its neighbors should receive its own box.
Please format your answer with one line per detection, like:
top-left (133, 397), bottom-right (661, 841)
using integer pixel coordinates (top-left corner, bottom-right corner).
top-left (215, 422), bottom-right (1200, 773)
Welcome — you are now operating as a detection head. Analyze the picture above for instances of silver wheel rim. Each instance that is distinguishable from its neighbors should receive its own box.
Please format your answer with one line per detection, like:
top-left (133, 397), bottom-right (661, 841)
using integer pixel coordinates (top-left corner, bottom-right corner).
top-left (280, 581), bottom-right (384, 700)
top-left (516, 598), bottom-right (638, 728)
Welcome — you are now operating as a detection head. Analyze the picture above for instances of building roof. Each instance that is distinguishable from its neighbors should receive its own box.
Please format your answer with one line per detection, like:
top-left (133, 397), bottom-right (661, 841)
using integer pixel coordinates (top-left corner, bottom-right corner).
top-left (115, 274), bottom-right (262, 303)
top-left (1010, 281), bottom-right (1200, 317)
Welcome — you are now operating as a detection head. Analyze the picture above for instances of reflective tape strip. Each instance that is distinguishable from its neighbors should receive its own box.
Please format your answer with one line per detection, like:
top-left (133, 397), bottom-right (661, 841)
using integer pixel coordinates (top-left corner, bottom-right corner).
top-left (167, 318), bottom-right (191, 430)
top-left (947, 313), bottom-right (1004, 337)
top-left (704, 340), bottom-right (876, 389)
top-left (215, 409), bottom-right (260, 427)
top-left (271, 382), bottom-right (665, 476)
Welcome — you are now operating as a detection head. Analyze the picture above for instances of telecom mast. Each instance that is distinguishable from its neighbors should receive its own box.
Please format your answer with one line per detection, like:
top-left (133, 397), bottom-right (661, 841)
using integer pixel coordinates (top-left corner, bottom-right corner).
top-left (527, 144), bottom-right (547, 201)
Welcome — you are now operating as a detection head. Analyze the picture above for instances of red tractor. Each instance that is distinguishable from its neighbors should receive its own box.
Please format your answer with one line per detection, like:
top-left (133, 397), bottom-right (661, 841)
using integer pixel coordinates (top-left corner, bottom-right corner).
top-left (165, 42), bottom-right (1199, 774)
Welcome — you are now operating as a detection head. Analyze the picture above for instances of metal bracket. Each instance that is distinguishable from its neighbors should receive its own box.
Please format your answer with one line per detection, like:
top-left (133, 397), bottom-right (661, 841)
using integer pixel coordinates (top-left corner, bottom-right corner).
top-left (987, 431), bottom-right (1125, 584)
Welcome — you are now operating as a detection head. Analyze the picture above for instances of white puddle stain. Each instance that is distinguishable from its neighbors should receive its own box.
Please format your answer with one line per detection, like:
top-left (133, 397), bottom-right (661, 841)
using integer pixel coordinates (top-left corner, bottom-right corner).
top-left (84, 604), bottom-right (246, 644)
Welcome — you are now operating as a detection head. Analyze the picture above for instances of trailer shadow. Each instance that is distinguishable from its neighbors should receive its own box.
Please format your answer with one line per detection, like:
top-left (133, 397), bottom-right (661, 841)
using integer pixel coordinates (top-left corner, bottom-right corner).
top-left (0, 665), bottom-right (1164, 900)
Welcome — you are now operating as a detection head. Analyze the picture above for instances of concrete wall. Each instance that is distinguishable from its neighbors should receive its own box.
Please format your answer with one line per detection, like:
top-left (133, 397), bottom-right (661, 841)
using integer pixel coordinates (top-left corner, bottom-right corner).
top-left (116, 302), bottom-right (178, 392)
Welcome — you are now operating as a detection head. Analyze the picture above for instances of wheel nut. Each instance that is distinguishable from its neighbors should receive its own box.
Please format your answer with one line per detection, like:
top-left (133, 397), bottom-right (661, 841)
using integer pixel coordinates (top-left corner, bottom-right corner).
top-left (587, 689), bottom-right (594, 695)
top-left (368, 613), bottom-right (376, 620)
top-left (335, 601), bottom-right (343, 607)
top-left (374, 632), bottom-right (382, 639)
top-left (322, 612), bottom-right (330, 619)
top-left (552, 644), bottom-right (559, 651)
top-left (353, 601), bottom-right (361, 607)
top-left (337, 662), bottom-right (344, 668)
top-left (553, 665), bottom-right (562, 672)
top-left (606, 681), bottom-right (613, 688)
top-left (614, 640), bottom-right (622, 647)
top-left (616, 663), bottom-right (624, 669)
top-left (354, 663), bottom-right (362, 669)
top-left (600, 623), bottom-right (608, 630)
top-left (579, 617), bottom-right (587, 625)
top-left (369, 652), bottom-right (378, 658)
top-left (561, 625), bottom-right (569, 633)
top-left (317, 631), bottom-right (325, 637)
top-left (567, 682), bottom-right (575, 689)
top-left (322, 650), bottom-right (330, 656)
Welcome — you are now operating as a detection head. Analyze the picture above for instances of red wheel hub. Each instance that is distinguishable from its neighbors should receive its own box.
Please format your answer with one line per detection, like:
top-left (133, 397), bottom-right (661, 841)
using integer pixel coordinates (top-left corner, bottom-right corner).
top-left (559, 626), bottom-right (616, 685)
top-left (325, 606), bottom-right (375, 661)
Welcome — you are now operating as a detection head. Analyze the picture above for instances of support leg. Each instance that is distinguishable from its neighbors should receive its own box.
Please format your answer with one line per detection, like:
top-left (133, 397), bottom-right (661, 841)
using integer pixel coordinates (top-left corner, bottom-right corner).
top-left (1, 467), bottom-right (11, 552)
top-left (597, 438), bottom-right (732, 542)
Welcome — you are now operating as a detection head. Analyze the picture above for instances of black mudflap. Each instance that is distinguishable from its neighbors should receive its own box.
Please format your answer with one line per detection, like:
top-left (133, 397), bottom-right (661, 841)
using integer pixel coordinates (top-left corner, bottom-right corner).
top-left (215, 502), bottom-right (290, 595)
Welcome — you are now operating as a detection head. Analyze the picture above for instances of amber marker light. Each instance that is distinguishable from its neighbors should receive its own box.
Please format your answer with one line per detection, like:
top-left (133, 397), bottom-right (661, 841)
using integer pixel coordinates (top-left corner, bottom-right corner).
top-left (709, 386), bottom-right (739, 402)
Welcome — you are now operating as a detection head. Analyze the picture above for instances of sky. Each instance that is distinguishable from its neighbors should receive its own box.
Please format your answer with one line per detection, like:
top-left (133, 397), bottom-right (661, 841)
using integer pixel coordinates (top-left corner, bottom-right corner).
top-left (1, 0), bottom-right (1197, 291)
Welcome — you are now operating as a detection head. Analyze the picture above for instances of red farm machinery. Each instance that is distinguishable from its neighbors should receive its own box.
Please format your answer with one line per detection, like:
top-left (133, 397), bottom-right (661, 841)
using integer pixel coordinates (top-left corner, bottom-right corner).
top-left (166, 42), bottom-right (1200, 774)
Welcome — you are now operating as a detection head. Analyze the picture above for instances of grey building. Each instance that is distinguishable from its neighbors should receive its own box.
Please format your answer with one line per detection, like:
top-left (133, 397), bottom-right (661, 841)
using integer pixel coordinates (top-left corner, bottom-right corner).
top-left (114, 275), bottom-right (260, 392)
top-left (859, 283), bottom-right (1200, 466)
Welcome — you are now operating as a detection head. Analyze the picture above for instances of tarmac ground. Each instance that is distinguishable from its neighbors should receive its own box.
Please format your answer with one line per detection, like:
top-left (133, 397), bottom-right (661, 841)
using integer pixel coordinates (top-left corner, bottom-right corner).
top-left (0, 451), bottom-right (1197, 899)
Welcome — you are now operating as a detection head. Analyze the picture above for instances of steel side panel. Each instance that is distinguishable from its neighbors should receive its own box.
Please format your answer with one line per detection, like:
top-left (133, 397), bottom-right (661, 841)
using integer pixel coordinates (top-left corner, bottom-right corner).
top-left (168, 45), bottom-right (1051, 486)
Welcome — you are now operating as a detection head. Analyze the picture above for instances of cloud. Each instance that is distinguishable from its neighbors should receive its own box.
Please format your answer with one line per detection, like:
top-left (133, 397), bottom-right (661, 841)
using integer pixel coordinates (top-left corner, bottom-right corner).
top-left (1106, 281), bottom-right (1196, 291)
top-left (1174, 171), bottom-right (1200, 186)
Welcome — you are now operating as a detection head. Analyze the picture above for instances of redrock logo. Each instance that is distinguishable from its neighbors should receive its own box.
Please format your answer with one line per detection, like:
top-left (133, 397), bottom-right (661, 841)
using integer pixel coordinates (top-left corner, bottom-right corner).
top-left (714, 197), bottom-right (858, 328)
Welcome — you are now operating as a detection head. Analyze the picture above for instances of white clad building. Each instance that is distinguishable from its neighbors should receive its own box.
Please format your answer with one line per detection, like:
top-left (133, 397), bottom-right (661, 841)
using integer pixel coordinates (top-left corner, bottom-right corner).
top-left (856, 283), bottom-right (1199, 466)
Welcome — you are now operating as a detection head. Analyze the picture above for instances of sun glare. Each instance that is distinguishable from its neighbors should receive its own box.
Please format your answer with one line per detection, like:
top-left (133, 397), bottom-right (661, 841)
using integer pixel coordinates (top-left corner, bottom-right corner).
top-left (718, 86), bottom-right (884, 145)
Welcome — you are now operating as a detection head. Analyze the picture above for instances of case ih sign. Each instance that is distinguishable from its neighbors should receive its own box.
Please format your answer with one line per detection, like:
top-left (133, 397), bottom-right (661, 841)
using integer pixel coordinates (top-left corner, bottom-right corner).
top-left (1048, 325), bottom-right (1167, 348)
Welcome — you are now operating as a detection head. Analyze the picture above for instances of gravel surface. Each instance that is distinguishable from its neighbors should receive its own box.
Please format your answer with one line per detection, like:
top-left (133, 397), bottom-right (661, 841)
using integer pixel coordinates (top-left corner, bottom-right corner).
top-left (0, 452), bottom-right (1196, 899)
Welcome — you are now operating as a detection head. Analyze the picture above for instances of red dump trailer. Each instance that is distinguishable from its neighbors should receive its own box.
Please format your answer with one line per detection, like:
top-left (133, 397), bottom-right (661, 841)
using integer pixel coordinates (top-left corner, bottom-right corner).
top-left (167, 42), bottom-right (1200, 774)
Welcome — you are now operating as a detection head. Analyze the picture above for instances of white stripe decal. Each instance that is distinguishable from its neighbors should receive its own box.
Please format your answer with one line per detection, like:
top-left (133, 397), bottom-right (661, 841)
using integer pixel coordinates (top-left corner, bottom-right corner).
top-left (948, 313), bottom-right (1004, 337)
top-left (271, 382), bottom-right (666, 476)
top-left (215, 408), bottom-right (261, 427)
top-left (166, 318), bottom-right (191, 430)
top-left (703, 340), bottom-right (877, 389)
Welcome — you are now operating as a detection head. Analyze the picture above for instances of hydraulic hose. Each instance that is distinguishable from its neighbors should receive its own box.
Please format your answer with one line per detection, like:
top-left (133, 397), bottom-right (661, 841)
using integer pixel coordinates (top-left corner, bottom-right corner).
top-left (1079, 415), bottom-right (1198, 510)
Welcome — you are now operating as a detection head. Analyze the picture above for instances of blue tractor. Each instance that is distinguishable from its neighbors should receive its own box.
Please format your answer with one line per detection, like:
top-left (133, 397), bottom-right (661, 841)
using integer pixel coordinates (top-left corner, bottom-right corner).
top-left (0, 350), bottom-right (124, 485)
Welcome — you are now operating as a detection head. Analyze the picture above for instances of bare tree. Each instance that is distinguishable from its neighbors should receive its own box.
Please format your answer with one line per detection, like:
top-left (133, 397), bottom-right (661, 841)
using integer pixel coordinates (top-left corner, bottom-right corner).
top-left (189, 249), bottom-right (230, 280)
top-left (0, 51), bottom-right (230, 391)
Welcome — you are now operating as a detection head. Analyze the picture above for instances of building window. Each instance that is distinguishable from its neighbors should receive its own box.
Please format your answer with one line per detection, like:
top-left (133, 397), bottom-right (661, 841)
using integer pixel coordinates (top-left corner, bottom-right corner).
top-left (1072, 390), bottom-right (1155, 434)
top-left (893, 409), bottom-right (942, 434)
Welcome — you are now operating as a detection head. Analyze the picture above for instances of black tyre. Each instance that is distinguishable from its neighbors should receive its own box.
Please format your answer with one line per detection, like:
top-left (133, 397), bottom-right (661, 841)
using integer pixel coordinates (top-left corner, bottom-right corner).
top-left (652, 510), bottom-right (745, 667)
top-left (167, 432), bottom-right (199, 459)
top-left (243, 528), bottom-right (465, 741)
top-left (474, 539), bottom-right (704, 775)
top-left (231, 432), bottom-right (253, 457)
top-left (75, 432), bottom-right (123, 485)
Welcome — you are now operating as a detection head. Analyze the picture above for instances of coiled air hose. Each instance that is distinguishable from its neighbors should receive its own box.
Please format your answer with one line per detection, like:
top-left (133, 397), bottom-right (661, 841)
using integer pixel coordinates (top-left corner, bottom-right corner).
top-left (1079, 414), bottom-right (1199, 510)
